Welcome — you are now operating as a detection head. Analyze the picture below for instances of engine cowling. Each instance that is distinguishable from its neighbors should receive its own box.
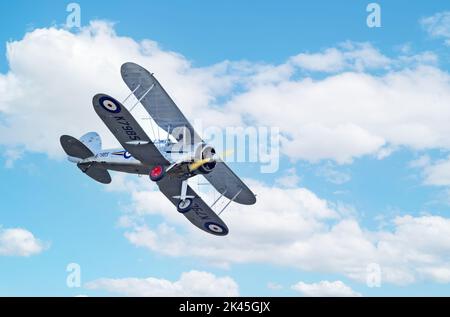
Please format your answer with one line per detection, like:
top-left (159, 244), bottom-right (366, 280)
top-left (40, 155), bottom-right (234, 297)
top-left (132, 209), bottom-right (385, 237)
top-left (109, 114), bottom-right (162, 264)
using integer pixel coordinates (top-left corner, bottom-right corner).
top-left (194, 143), bottom-right (217, 174)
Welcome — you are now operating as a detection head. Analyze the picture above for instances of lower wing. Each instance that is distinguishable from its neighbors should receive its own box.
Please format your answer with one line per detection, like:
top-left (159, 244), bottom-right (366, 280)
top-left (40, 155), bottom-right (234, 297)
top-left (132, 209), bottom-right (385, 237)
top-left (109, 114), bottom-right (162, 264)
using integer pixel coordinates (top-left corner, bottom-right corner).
top-left (157, 176), bottom-right (229, 236)
top-left (203, 162), bottom-right (256, 205)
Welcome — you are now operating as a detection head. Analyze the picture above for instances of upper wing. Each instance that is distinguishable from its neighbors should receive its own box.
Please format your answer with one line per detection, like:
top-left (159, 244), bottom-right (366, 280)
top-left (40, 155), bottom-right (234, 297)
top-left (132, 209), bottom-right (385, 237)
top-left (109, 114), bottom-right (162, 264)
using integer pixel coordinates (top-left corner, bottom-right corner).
top-left (203, 162), bottom-right (256, 205)
top-left (157, 176), bottom-right (229, 236)
top-left (121, 62), bottom-right (202, 143)
top-left (93, 93), bottom-right (168, 166)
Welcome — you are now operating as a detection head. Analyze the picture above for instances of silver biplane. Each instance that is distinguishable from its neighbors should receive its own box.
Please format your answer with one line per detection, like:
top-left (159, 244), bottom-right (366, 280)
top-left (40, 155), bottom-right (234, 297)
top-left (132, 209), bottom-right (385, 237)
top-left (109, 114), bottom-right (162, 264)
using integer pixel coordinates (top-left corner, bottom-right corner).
top-left (60, 62), bottom-right (256, 236)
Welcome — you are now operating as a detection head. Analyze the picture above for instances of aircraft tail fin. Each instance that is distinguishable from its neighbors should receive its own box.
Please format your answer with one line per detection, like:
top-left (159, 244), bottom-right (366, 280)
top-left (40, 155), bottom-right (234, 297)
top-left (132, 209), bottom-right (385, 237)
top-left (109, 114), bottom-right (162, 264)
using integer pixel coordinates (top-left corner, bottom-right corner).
top-left (79, 132), bottom-right (102, 154)
top-left (59, 134), bottom-right (111, 184)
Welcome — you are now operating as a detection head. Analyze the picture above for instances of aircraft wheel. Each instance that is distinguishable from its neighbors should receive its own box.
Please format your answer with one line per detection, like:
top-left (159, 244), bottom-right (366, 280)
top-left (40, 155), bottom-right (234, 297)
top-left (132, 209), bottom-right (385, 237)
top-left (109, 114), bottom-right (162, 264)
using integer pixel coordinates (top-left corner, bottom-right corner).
top-left (149, 165), bottom-right (165, 182)
top-left (177, 198), bottom-right (193, 213)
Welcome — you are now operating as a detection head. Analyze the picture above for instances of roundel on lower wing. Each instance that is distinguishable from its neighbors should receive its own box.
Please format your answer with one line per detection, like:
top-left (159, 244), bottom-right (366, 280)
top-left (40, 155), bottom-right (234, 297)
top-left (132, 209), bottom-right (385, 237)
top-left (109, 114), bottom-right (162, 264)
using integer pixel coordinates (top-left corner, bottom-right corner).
top-left (204, 222), bottom-right (228, 235)
top-left (124, 151), bottom-right (131, 159)
top-left (99, 96), bottom-right (121, 113)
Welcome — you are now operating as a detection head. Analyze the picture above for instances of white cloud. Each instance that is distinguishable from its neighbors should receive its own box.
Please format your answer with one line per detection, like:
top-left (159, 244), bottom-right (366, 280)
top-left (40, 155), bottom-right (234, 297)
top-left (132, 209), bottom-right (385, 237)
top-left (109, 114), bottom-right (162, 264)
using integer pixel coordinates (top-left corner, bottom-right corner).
top-left (275, 168), bottom-right (300, 188)
top-left (409, 155), bottom-right (450, 187)
top-left (85, 270), bottom-right (239, 296)
top-left (1, 23), bottom-right (449, 165)
top-left (291, 48), bottom-right (346, 73)
top-left (408, 155), bottom-right (431, 169)
top-left (291, 42), bottom-right (391, 73)
top-left (0, 21), bottom-right (242, 158)
top-left (0, 227), bottom-right (46, 256)
top-left (292, 280), bottom-right (361, 297)
top-left (2, 21), bottom-right (450, 288)
top-left (422, 157), bottom-right (450, 186)
top-left (418, 266), bottom-right (450, 284)
top-left (316, 162), bottom-right (351, 184)
top-left (421, 11), bottom-right (450, 45)
top-left (2, 147), bottom-right (23, 168)
top-left (116, 176), bottom-right (450, 286)
top-left (228, 65), bottom-right (450, 163)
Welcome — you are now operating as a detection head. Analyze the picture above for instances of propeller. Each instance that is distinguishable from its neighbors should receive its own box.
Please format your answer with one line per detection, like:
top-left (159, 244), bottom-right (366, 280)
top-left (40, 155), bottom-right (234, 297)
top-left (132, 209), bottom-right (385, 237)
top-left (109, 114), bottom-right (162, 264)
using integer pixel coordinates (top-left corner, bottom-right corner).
top-left (188, 149), bottom-right (234, 172)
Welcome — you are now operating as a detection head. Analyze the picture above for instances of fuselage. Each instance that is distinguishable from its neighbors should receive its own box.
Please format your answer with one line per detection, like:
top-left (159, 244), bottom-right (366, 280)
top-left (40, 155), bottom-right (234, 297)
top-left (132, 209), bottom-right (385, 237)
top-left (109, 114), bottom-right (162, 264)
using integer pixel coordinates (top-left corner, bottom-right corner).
top-left (68, 139), bottom-right (205, 176)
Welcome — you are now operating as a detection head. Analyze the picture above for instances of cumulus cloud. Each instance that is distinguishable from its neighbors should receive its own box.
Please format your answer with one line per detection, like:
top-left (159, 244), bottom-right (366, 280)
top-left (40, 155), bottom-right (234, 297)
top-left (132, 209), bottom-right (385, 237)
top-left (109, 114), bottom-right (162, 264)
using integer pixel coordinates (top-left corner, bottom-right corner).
top-left (0, 227), bottom-right (46, 256)
top-left (421, 11), bottom-right (450, 45)
top-left (275, 168), bottom-right (300, 188)
top-left (292, 280), bottom-right (361, 297)
top-left (422, 157), bottom-right (450, 186)
top-left (2, 20), bottom-right (450, 288)
top-left (114, 176), bottom-right (450, 286)
top-left (316, 162), bottom-right (351, 184)
top-left (0, 21), bottom-right (243, 157)
top-left (227, 65), bottom-right (450, 163)
top-left (408, 155), bottom-right (431, 169)
top-left (408, 155), bottom-right (450, 187)
top-left (85, 270), bottom-right (239, 296)
top-left (290, 42), bottom-right (391, 73)
top-left (1, 22), bottom-right (449, 165)
top-left (2, 147), bottom-right (23, 168)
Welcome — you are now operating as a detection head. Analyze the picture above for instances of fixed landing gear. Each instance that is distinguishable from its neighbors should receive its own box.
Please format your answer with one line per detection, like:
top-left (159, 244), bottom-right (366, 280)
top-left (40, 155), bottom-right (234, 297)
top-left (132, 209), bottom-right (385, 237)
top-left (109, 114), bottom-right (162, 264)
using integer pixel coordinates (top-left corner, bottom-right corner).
top-left (177, 198), bottom-right (193, 213)
top-left (149, 166), bottom-right (194, 213)
top-left (173, 179), bottom-right (195, 213)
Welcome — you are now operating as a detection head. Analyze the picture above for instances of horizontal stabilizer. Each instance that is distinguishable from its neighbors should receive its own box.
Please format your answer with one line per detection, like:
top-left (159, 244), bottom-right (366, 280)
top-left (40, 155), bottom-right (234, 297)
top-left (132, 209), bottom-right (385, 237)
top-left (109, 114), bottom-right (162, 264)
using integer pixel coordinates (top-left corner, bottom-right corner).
top-left (77, 163), bottom-right (112, 184)
top-left (60, 135), bottom-right (94, 159)
top-left (60, 135), bottom-right (112, 184)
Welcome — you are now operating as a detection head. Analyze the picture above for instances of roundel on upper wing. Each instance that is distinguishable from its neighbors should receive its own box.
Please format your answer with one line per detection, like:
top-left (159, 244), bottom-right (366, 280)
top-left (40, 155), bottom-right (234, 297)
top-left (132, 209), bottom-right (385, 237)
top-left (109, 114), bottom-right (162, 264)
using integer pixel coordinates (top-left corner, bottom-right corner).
top-left (204, 222), bottom-right (228, 235)
top-left (99, 96), bottom-right (121, 113)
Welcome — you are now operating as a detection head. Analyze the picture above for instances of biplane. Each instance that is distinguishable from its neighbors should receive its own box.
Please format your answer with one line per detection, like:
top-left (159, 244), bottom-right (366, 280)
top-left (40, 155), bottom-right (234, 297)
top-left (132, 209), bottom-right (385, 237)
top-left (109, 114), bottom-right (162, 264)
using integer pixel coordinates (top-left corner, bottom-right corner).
top-left (60, 62), bottom-right (256, 236)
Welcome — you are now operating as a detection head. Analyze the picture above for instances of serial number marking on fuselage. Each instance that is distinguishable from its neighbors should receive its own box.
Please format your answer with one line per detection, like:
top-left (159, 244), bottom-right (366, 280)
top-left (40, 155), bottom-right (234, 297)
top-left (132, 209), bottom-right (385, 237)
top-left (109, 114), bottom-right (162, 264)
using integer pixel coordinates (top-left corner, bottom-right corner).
top-left (114, 116), bottom-right (141, 141)
top-left (95, 152), bottom-right (109, 158)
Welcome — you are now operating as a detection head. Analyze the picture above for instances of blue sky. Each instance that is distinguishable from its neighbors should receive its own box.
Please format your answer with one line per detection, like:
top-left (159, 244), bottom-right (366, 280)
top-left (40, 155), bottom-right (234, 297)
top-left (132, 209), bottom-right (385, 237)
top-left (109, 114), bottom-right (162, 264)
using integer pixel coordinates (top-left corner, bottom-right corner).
top-left (1, 1), bottom-right (450, 296)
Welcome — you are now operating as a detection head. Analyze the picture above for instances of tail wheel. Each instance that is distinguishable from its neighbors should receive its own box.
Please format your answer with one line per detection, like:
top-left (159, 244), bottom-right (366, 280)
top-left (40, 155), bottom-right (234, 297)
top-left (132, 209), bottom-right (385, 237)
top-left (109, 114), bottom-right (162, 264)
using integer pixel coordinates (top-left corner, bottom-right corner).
top-left (149, 165), bottom-right (165, 182)
top-left (177, 198), bottom-right (193, 213)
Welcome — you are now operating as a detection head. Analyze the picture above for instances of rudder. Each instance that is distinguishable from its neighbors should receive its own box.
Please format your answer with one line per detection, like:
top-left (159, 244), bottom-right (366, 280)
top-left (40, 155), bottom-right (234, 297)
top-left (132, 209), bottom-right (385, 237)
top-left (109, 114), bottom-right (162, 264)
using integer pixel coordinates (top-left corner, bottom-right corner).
top-left (80, 132), bottom-right (102, 154)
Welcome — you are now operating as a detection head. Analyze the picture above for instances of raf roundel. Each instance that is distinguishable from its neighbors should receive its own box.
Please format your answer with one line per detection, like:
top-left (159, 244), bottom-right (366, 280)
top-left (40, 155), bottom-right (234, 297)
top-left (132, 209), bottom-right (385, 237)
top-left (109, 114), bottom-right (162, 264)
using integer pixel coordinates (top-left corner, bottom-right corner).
top-left (204, 222), bottom-right (228, 235)
top-left (100, 96), bottom-right (121, 113)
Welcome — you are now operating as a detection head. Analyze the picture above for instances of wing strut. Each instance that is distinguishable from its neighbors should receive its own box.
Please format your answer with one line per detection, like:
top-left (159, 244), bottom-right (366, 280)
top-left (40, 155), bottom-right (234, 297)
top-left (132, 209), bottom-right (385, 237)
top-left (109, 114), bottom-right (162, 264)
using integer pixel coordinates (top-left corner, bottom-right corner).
top-left (130, 83), bottom-right (155, 112)
top-left (142, 117), bottom-right (156, 141)
top-left (122, 84), bottom-right (141, 104)
top-left (172, 179), bottom-right (195, 200)
top-left (218, 188), bottom-right (243, 215)
top-left (210, 189), bottom-right (227, 208)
